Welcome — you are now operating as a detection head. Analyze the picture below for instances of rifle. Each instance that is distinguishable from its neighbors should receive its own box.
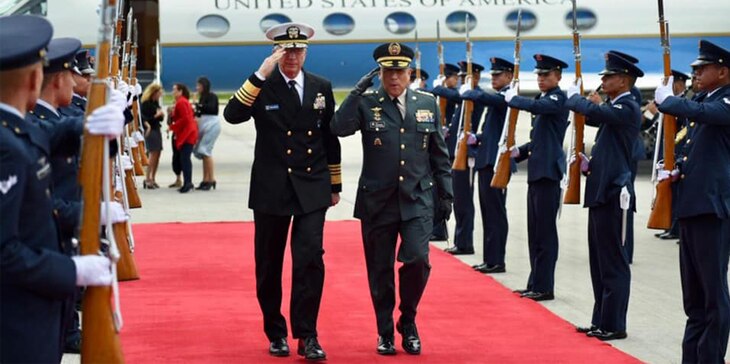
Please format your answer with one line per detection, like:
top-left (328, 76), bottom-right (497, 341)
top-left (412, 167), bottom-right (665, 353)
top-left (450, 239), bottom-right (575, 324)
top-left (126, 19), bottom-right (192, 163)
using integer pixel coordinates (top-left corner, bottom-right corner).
top-left (491, 10), bottom-right (522, 189)
top-left (121, 9), bottom-right (145, 176)
top-left (131, 19), bottom-right (150, 167)
top-left (436, 21), bottom-right (448, 127)
top-left (452, 14), bottom-right (474, 171)
top-left (78, 0), bottom-right (125, 361)
top-left (564, 0), bottom-right (586, 204)
top-left (110, 0), bottom-right (124, 85)
top-left (647, 0), bottom-right (676, 230)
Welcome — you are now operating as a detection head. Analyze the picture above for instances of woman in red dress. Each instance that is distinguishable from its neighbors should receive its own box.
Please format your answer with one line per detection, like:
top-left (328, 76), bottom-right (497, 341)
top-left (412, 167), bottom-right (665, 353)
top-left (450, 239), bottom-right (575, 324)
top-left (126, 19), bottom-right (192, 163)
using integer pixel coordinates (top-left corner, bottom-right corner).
top-left (168, 83), bottom-right (198, 193)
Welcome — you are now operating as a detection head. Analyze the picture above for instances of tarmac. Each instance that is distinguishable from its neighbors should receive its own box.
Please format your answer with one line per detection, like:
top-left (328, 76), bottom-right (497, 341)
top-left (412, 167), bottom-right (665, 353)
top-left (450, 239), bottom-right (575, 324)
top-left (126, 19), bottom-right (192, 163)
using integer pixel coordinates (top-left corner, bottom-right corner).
top-left (64, 104), bottom-right (729, 363)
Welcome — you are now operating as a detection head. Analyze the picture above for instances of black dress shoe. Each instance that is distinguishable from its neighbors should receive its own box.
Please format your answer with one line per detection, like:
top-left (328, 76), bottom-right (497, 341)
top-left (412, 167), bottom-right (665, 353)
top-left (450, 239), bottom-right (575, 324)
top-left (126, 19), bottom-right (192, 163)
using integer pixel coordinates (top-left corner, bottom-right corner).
top-left (443, 246), bottom-right (474, 255)
top-left (297, 337), bottom-right (326, 361)
top-left (522, 291), bottom-right (554, 301)
top-left (178, 183), bottom-right (194, 193)
top-left (269, 338), bottom-right (290, 357)
top-left (513, 288), bottom-right (530, 295)
top-left (659, 232), bottom-right (679, 240)
top-left (654, 231), bottom-right (668, 238)
top-left (472, 263), bottom-right (487, 270)
top-left (475, 264), bottom-right (506, 274)
top-left (430, 235), bottom-right (448, 242)
top-left (576, 325), bottom-right (597, 334)
top-left (64, 338), bottom-right (81, 354)
top-left (396, 321), bottom-right (421, 355)
top-left (376, 336), bottom-right (396, 355)
top-left (587, 329), bottom-right (627, 341)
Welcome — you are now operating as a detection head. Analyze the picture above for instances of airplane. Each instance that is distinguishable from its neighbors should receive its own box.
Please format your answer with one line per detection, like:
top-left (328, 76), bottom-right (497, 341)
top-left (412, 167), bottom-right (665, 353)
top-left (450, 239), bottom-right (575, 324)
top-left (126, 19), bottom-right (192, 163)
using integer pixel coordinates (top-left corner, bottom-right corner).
top-left (5, 0), bottom-right (730, 92)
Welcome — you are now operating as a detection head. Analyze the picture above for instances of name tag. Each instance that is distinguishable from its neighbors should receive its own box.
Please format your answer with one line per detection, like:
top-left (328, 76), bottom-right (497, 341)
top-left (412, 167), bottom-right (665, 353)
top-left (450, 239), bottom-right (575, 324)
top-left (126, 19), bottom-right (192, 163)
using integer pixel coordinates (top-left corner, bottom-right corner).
top-left (369, 121), bottom-right (385, 129)
top-left (265, 104), bottom-right (280, 111)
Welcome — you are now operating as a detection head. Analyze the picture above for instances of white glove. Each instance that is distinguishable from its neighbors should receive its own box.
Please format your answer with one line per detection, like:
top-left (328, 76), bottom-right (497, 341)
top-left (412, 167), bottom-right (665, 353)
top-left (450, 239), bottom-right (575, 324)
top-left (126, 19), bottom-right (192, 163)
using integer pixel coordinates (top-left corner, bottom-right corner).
top-left (100, 201), bottom-right (128, 224)
top-left (567, 78), bottom-right (582, 99)
top-left (432, 75), bottom-right (445, 89)
top-left (441, 126), bottom-right (450, 138)
top-left (132, 130), bottom-right (145, 143)
top-left (620, 186), bottom-right (631, 210)
top-left (120, 154), bottom-right (133, 171)
top-left (86, 104), bottom-right (125, 139)
top-left (579, 152), bottom-right (590, 172)
top-left (655, 161), bottom-right (665, 172)
top-left (458, 83), bottom-right (471, 96)
top-left (126, 136), bottom-right (138, 148)
top-left (72, 255), bottom-right (112, 286)
top-left (504, 87), bottom-right (517, 103)
top-left (114, 173), bottom-right (124, 192)
top-left (134, 82), bottom-right (143, 97)
top-left (108, 89), bottom-right (127, 112)
top-left (409, 79), bottom-right (421, 91)
top-left (654, 76), bottom-right (674, 105)
top-left (657, 168), bottom-right (679, 182)
top-left (466, 133), bottom-right (477, 145)
top-left (510, 146), bottom-right (520, 158)
top-left (116, 80), bottom-right (129, 95)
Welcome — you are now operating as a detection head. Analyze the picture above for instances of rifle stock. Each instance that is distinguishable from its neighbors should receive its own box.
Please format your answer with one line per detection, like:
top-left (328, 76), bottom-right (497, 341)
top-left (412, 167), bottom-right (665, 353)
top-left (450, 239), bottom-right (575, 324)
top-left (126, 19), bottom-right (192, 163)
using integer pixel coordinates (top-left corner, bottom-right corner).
top-left (647, 0), bottom-right (675, 229)
top-left (113, 222), bottom-right (139, 281)
top-left (78, 0), bottom-right (125, 361)
top-left (564, 0), bottom-right (586, 204)
top-left (452, 16), bottom-right (473, 172)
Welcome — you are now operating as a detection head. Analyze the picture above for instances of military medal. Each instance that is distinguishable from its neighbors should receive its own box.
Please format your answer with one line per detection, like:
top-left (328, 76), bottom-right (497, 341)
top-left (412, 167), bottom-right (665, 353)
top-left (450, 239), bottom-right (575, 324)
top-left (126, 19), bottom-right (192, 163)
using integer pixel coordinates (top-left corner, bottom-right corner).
top-left (415, 109), bottom-right (434, 124)
top-left (374, 137), bottom-right (382, 146)
top-left (371, 107), bottom-right (382, 121)
top-left (313, 93), bottom-right (326, 110)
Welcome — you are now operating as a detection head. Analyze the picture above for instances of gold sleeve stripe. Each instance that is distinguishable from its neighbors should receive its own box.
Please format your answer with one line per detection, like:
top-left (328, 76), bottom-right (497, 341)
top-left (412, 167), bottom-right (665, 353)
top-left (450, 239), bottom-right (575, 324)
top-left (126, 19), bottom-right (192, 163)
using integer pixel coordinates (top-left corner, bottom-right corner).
top-left (329, 164), bottom-right (342, 185)
top-left (236, 89), bottom-right (256, 105)
top-left (235, 80), bottom-right (261, 106)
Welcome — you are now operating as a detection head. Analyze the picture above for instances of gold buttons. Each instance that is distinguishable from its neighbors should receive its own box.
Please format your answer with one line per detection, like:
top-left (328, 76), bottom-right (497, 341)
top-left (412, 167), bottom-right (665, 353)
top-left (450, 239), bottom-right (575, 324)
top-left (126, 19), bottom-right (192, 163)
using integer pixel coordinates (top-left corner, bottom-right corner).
top-left (67, 157), bottom-right (73, 164)
top-left (399, 176), bottom-right (404, 181)
top-left (287, 130), bottom-right (292, 136)
top-left (306, 167), bottom-right (311, 173)
top-left (587, 171), bottom-right (592, 176)
top-left (401, 144), bottom-right (405, 150)
top-left (287, 168), bottom-right (292, 173)
top-left (400, 160), bottom-right (405, 166)
top-left (40, 115), bottom-right (45, 119)
top-left (686, 139), bottom-right (691, 144)
top-left (683, 156), bottom-right (687, 161)
top-left (307, 149), bottom-right (312, 154)
top-left (528, 151), bottom-right (532, 156)
top-left (14, 127), bottom-right (20, 133)
top-left (400, 128), bottom-right (405, 133)
top-left (307, 130), bottom-right (312, 136)
top-left (429, 182), bottom-right (433, 186)
top-left (286, 149), bottom-right (292, 155)
top-left (425, 128), bottom-right (430, 132)
top-left (375, 128), bottom-right (380, 132)
top-left (681, 174), bottom-right (685, 179)
top-left (2, 121), bottom-right (7, 126)
top-left (690, 122), bottom-right (695, 127)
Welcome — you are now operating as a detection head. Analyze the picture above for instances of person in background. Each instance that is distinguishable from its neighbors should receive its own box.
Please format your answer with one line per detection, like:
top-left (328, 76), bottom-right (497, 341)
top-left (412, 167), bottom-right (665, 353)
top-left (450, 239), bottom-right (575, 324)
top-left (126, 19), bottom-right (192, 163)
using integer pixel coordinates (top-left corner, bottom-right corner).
top-left (168, 83), bottom-right (198, 193)
top-left (141, 83), bottom-right (164, 189)
top-left (193, 76), bottom-right (221, 190)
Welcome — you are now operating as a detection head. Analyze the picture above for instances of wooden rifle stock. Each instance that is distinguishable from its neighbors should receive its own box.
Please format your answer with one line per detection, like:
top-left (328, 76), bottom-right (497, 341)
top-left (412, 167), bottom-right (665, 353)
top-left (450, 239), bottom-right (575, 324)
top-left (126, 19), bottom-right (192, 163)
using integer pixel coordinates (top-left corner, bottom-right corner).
top-left (452, 23), bottom-right (473, 172)
top-left (564, 0), bottom-right (586, 204)
top-left (647, 0), bottom-right (675, 229)
top-left (113, 221), bottom-right (139, 281)
top-left (78, 0), bottom-right (125, 361)
top-left (123, 165), bottom-right (142, 208)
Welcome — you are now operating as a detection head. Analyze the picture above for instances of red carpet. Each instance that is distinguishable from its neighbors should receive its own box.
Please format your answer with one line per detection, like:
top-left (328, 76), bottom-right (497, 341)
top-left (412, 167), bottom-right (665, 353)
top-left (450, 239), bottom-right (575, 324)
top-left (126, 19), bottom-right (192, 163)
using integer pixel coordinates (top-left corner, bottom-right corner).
top-left (120, 221), bottom-right (639, 363)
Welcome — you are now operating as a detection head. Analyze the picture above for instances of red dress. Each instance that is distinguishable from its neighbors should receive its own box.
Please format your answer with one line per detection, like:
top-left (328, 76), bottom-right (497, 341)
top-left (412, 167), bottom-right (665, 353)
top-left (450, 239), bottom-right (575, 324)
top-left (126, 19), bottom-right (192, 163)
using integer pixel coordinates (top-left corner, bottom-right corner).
top-left (169, 96), bottom-right (198, 149)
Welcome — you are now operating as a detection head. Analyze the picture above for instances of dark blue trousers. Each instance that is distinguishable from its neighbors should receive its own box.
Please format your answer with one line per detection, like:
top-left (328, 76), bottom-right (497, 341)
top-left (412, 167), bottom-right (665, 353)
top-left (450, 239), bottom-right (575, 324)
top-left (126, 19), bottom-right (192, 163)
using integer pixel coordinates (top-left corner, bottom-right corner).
top-left (452, 168), bottom-right (475, 250)
top-left (588, 195), bottom-right (631, 332)
top-left (477, 167), bottom-right (508, 266)
top-left (526, 178), bottom-right (560, 292)
top-left (679, 214), bottom-right (730, 364)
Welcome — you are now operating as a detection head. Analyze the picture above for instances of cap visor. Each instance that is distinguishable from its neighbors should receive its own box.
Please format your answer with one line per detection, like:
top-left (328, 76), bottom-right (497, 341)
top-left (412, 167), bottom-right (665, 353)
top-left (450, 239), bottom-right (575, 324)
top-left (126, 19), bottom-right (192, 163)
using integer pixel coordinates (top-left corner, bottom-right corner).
top-left (690, 59), bottom-right (713, 67)
top-left (533, 68), bottom-right (552, 74)
top-left (598, 69), bottom-right (620, 76)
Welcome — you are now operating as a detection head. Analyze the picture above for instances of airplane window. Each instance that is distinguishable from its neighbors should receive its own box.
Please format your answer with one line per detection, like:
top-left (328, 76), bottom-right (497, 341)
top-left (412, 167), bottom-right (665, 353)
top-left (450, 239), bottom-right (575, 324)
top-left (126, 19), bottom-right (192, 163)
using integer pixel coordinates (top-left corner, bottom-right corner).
top-left (445, 11), bottom-right (477, 34)
top-left (196, 14), bottom-right (230, 38)
top-left (505, 9), bottom-right (537, 32)
top-left (260, 13), bottom-right (292, 33)
top-left (323, 13), bottom-right (355, 36)
top-left (564, 8), bottom-right (597, 30)
top-left (384, 12), bottom-right (416, 35)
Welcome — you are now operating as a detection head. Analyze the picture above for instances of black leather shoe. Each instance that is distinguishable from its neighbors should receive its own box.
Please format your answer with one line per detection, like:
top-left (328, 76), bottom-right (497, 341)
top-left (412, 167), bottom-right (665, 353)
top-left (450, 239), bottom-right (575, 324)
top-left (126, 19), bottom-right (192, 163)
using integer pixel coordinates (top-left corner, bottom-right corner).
top-left (587, 329), bottom-right (627, 341)
top-left (522, 291), bottom-right (554, 301)
top-left (269, 338), bottom-right (290, 357)
top-left (396, 321), bottom-right (421, 355)
top-left (178, 183), bottom-right (194, 193)
top-left (376, 336), bottom-right (396, 355)
top-left (659, 232), bottom-right (679, 240)
top-left (297, 337), bottom-right (326, 361)
top-left (475, 264), bottom-right (506, 274)
top-left (472, 263), bottom-right (487, 270)
top-left (443, 246), bottom-right (474, 255)
top-left (576, 325), bottom-right (597, 334)
top-left (654, 231), bottom-right (668, 238)
top-left (513, 288), bottom-right (530, 295)
top-left (64, 338), bottom-right (81, 354)
top-left (430, 235), bottom-right (448, 242)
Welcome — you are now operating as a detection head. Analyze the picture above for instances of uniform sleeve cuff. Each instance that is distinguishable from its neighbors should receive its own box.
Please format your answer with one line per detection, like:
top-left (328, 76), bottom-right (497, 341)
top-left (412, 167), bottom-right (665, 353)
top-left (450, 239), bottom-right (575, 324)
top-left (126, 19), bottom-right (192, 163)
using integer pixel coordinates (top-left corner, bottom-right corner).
top-left (329, 164), bottom-right (342, 191)
top-left (234, 73), bottom-right (264, 107)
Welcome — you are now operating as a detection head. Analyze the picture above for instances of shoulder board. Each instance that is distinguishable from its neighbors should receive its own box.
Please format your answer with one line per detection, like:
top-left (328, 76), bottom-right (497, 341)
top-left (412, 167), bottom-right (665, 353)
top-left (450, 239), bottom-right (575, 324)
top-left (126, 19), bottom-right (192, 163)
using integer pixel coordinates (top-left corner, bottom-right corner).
top-left (415, 90), bottom-right (435, 98)
top-left (549, 94), bottom-right (559, 101)
top-left (363, 90), bottom-right (376, 96)
top-left (613, 104), bottom-right (623, 109)
top-left (723, 97), bottom-right (729, 105)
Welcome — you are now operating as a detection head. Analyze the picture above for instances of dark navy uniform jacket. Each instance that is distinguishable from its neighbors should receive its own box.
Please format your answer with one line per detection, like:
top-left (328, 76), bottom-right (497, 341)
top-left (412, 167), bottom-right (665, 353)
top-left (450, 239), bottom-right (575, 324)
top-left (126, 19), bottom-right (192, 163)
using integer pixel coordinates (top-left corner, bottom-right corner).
top-left (0, 107), bottom-right (77, 362)
top-left (510, 86), bottom-right (569, 182)
top-left (331, 88), bottom-right (453, 222)
top-left (432, 85), bottom-right (483, 157)
top-left (658, 84), bottom-right (730, 219)
top-left (463, 87), bottom-right (510, 169)
top-left (565, 92), bottom-right (640, 208)
top-left (224, 68), bottom-right (342, 216)
top-left (430, 85), bottom-right (458, 130)
top-left (28, 103), bottom-right (85, 241)
top-left (58, 94), bottom-right (86, 117)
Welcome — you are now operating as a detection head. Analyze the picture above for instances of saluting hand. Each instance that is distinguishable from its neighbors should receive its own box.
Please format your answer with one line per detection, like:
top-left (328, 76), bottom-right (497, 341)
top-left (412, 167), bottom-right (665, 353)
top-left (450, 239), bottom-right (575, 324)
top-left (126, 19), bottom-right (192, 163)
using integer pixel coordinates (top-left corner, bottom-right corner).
top-left (331, 193), bottom-right (340, 206)
top-left (257, 47), bottom-right (287, 78)
top-left (354, 67), bottom-right (380, 95)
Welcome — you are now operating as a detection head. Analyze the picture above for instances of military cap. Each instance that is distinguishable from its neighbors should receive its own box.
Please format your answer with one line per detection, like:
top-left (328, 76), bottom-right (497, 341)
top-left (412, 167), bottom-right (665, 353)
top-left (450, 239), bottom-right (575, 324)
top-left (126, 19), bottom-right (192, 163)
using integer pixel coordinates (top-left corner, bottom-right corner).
top-left (599, 52), bottom-right (644, 78)
top-left (457, 60), bottom-right (485, 75)
top-left (44, 38), bottom-right (82, 74)
top-left (690, 40), bottom-right (730, 67)
top-left (532, 54), bottom-right (569, 74)
top-left (671, 69), bottom-right (690, 82)
top-left (0, 15), bottom-right (53, 71)
top-left (443, 63), bottom-right (460, 77)
top-left (265, 22), bottom-right (314, 49)
top-left (410, 68), bottom-right (429, 81)
top-left (607, 50), bottom-right (639, 64)
top-left (74, 49), bottom-right (95, 76)
top-left (373, 42), bottom-right (414, 69)
top-left (489, 57), bottom-right (514, 74)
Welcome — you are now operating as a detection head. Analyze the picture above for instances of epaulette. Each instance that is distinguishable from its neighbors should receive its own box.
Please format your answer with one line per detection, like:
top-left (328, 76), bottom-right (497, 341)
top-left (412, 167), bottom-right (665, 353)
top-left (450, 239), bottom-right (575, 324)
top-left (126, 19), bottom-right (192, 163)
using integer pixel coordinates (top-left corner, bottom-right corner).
top-left (363, 90), bottom-right (376, 96)
top-left (415, 90), bottom-right (436, 99)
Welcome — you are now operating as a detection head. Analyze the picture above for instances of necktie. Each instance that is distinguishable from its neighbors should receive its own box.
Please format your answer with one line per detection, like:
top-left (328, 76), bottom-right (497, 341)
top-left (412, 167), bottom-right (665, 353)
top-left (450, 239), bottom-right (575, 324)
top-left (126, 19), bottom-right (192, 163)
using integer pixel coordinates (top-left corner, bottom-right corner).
top-left (288, 80), bottom-right (301, 108)
top-left (392, 97), bottom-right (404, 120)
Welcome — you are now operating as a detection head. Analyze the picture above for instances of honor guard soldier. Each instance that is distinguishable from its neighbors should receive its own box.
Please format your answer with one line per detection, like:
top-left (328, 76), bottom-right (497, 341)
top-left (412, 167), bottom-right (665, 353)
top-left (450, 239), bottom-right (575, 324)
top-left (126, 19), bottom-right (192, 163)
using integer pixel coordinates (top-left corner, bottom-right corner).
top-left (654, 40), bottom-right (730, 363)
top-left (223, 22), bottom-right (341, 361)
top-left (409, 68), bottom-right (429, 91)
top-left (428, 62), bottom-right (460, 241)
top-left (331, 42), bottom-right (453, 355)
top-left (505, 54), bottom-right (569, 301)
top-left (443, 60), bottom-right (485, 255)
top-left (460, 57), bottom-right (514, 273)
top-left (59, 49), bottom-right (95, 117)
top-left (0, 15), bottom-right (124, 362)
top-left (566, 52), bottom-right (644, 341)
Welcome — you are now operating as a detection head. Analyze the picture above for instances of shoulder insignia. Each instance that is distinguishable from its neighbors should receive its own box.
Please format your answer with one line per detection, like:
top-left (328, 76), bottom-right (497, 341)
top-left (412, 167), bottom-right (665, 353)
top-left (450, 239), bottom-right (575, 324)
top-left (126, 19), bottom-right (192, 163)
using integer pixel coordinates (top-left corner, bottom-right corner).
top-left (613, 104), bottom-right (623, 109)
top-left (0, 175), bottom-right (17, 195)
top-left (415, 90), bottom-right (435, 98)
top-left (363, 90), bottom-right (375, 95)
top-left (549, 94), bottom-right (559, 101)
top-left (724, 97), bottom-right (730, 105)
